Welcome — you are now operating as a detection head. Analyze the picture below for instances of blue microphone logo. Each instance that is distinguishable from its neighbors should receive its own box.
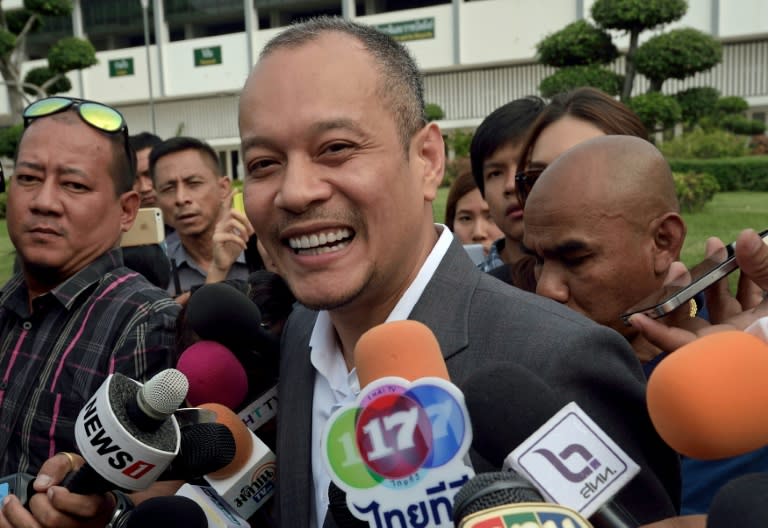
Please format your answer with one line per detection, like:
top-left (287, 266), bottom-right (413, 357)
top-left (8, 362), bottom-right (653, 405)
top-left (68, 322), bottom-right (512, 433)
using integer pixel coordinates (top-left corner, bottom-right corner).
top-left (533, 444), bottom-right (601, 483)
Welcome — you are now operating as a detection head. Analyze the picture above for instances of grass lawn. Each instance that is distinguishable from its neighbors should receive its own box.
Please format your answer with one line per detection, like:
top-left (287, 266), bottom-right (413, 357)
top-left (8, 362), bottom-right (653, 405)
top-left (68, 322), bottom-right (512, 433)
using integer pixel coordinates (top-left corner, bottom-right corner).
top-left (0, 220), bottom-right (13, 285)
top-left (0, 192), bottom-right (765, 286)
top-left (433, 189), bottom-right (768, 269)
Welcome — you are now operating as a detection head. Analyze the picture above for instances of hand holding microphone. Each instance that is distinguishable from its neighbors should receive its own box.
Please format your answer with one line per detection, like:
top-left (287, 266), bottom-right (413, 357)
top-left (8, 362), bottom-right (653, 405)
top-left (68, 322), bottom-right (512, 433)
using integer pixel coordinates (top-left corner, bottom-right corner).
top-left (0, 452), bottom-right (117, 528)
top-left (64, 368), bottom-right (189, 495)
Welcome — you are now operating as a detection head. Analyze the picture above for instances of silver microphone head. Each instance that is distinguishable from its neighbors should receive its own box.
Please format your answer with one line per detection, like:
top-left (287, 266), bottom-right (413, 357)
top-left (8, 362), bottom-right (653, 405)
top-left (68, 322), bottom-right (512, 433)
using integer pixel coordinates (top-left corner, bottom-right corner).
top-left (137, 368), bottom-right (189, 420)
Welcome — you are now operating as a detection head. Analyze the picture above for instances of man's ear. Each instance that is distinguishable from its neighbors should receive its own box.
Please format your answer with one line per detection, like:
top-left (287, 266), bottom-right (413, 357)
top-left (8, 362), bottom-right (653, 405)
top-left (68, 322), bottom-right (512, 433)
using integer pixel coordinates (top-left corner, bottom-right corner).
top-left (219, 175), bottom-right (231, 197)
top-left (652, 212), bottom-right (687, 275)
top-left (411, 122), bottom-right (445, 202)
top-left (119, 190), bottom-right (141, 233)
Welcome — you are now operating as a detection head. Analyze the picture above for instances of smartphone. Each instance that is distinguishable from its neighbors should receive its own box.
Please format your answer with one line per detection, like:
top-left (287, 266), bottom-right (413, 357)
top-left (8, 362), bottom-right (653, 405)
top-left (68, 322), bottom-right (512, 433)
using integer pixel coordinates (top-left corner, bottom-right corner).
top-left (232, 191), bottom-right (245, 214)
top-left (620, 228), bottom-right (768, 324)
top-left (121, 207), bottom-right (165, 247)
top-left (0, 473), bottom-right (34, 505)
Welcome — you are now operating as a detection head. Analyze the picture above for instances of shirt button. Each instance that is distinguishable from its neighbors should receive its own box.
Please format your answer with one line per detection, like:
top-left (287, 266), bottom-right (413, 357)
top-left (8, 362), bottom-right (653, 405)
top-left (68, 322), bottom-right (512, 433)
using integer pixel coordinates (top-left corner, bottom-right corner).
top-left (0, 381), bottom-right (6, 390)
top-left (22, 321), bottom-right (32, 330)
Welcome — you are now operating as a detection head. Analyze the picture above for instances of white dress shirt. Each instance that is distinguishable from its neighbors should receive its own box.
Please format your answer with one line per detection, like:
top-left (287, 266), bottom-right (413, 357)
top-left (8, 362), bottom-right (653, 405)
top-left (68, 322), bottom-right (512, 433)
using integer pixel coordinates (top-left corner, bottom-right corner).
top-left (309, 225), bottom-right (453, 528)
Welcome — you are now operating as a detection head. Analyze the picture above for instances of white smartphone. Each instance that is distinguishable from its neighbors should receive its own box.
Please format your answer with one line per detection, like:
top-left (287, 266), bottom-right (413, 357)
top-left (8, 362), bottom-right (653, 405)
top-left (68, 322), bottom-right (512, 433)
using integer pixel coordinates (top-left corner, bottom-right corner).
top-left (620, 228), bottom-right (768, 324)
top-left (121, 207), bottom-right (165, 247)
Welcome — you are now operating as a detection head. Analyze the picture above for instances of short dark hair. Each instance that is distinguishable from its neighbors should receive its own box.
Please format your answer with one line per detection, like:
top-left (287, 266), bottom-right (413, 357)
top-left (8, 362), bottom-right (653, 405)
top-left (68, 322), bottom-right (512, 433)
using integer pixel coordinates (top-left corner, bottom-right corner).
top-left (517, 87), bottom-right (649, 174)
top-left (260, 16), bottom-right (426, 151)
top-left (149, 136), bottom-right (221, 183)
top-left (129, 132), bottom-right (163, 153)
top-left (470, 97), bottom-right (545, 196)
top-left (16, 111), bottom-right (136, 197)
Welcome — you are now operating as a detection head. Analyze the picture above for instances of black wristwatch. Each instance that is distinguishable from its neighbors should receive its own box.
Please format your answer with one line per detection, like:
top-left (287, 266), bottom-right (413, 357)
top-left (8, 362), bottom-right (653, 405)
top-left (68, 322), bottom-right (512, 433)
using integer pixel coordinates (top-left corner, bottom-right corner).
top-left (105, 489), bottom-right (135, 528)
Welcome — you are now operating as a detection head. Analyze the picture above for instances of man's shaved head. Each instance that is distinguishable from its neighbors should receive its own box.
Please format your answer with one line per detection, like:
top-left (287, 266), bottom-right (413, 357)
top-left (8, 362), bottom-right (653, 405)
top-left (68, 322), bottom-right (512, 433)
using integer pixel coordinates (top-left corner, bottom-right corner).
top-left (523, 135), bottom-right (686, 344)
top-left (528, 135), bottom-right (678, 231)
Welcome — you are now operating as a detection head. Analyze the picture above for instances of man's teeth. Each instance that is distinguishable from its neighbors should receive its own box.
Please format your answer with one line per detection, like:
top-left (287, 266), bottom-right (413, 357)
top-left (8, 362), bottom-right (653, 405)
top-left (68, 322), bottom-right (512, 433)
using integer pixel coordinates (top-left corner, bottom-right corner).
top-left (288, 228), bottom-right (352, 252)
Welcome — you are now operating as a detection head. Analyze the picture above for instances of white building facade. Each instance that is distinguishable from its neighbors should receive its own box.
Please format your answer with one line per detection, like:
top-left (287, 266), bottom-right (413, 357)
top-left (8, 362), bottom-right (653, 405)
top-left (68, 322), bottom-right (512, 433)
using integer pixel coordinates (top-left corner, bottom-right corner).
top-left (3, 0), bottom-right (766, 179)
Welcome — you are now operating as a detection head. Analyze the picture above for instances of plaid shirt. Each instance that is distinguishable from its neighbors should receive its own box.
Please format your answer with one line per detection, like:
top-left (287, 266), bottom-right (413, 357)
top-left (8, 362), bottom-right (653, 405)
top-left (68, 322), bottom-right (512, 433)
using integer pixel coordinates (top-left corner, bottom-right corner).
top-left (0, 248), bottom-right (180, 475)
top-left (478, 238), bottom-right (506, 272)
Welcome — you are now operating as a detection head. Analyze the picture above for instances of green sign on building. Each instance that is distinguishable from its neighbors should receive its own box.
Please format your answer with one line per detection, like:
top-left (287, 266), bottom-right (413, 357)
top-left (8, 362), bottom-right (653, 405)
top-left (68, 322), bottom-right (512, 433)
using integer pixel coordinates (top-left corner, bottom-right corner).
top-left (194, 46), bottom-right (222, 67)
top-left (109, 58), bottom-right (134, 77)
top-left (375, 18), bottom-right (435, 42)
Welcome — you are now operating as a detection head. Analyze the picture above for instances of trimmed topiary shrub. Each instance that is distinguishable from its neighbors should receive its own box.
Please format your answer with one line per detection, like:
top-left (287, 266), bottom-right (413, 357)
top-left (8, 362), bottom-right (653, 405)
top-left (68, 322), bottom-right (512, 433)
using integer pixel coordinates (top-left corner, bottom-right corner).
top-left (539, 65), bottom-right (623, 98)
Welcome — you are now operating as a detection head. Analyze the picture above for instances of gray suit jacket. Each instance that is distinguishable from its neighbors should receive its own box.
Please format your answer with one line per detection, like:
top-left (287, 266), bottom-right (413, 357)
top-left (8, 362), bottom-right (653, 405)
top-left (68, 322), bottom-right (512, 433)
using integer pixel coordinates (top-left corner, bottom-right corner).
top-left (275, 238), bottom-right (680, 527)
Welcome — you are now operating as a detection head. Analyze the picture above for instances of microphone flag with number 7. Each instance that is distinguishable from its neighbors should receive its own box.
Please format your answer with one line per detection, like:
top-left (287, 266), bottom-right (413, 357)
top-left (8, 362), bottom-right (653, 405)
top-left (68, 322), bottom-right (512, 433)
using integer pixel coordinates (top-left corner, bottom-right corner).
top-left (321, 320), bottom-right (475, 527)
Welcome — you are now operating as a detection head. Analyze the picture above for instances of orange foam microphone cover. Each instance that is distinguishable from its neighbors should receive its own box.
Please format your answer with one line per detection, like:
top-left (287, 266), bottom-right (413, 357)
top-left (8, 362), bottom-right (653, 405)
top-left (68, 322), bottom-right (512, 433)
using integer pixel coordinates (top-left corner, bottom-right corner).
top-left (354, 320), bottom-right (449, 389)
top-left (647, 331), bottom-right (768, 459)
top-left (199, 402), bottom-right (253, 479)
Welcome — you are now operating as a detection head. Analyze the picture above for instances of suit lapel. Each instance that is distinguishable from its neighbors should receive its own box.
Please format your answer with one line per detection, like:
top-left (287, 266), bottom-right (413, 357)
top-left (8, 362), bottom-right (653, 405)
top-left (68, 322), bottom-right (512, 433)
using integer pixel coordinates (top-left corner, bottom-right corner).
top-left (277, 309), bottom-right (317, 527)
top-left (409, 238), bottom-right (478, 362)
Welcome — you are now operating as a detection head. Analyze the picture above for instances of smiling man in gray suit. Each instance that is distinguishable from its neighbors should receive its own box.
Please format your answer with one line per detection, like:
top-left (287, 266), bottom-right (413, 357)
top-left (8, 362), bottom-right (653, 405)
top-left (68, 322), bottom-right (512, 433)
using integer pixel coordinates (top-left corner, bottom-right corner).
top-left (238, 17), bottom-right (680, 528)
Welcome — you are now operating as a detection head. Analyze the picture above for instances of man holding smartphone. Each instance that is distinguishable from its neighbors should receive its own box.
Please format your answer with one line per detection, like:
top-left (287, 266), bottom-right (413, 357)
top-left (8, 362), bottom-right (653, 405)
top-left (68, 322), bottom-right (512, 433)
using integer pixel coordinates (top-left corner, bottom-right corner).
top-left (522, 135), bottom-right (686, 365)
top-left (522, 134), bottom-right (768, 514)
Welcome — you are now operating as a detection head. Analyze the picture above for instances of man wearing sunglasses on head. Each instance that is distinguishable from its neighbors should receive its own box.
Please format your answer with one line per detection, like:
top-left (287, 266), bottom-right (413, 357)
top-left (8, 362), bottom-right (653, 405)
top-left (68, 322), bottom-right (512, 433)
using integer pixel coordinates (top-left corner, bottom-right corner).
top-left (0, 97), bottom-right (179, 527)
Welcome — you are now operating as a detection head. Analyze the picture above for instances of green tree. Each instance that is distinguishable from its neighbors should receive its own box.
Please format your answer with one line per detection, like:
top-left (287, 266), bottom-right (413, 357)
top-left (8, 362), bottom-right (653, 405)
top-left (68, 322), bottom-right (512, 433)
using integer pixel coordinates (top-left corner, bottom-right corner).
top-left (536, 20), bottom-right (620, 98)
top-left (715, 96), bottom-right (749, 115)
top-left (0, 0), bottom-right (98, 122)
top-left (591, 0), bottom-right (687, 101)
top-left (536, 20), bottom-right (618, 67)
top-left (446, 130), bottom-right (473, 158)
top-left (628, 92), bottom-right (681, 134)
top-left (23, 66), bottom-right (71, 95)
top-left (539, 65), bottom-right (622, 98)
top-left (425, 102), bottom-right (445, 122)
top-left (634, 28), bottom-right (722, 92)
top-left (674, 87), bottom-right (720, 129)
top-left (0, 123), bottom-right (23, 158)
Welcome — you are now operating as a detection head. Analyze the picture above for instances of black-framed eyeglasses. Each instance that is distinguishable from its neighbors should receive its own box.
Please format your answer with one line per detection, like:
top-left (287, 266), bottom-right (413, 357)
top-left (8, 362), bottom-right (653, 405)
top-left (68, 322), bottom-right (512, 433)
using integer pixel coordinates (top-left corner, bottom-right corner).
top-left (515, 165), bottom-right (546, 210)
top-left (23, 96), bottom-right (135, 175)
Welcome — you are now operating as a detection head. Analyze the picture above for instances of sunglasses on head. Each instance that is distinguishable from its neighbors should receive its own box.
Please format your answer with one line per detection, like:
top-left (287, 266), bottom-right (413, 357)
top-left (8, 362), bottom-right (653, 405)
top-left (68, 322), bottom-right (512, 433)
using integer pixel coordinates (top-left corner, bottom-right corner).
top-left (23, 96), bottom-right (134, 174)
top-left (515, 165), bottom-right (547, 210)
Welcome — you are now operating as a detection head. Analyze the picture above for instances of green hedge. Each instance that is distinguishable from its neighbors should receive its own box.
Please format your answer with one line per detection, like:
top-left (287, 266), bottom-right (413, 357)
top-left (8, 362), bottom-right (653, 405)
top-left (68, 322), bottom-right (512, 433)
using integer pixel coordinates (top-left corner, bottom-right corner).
top-left (668, 156), bottom-right (768, 191)
top-left (673, 171), bottom-right (719, 213)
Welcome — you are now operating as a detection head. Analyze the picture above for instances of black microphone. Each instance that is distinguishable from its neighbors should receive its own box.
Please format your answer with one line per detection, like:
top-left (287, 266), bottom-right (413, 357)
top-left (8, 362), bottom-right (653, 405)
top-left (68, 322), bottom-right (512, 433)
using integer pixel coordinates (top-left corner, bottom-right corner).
top-left (118, 495), bottom-right (208, 528)
top-left (707, 473), bottom-right (768, 528)
top-left (452, 472), bottom-right (594, 527)
top-left (327, 481), bottom-right (367, 528)
top-left (461, 363), bottom-right (640, 528)
top-left (185, 283), bottom-right (270, 355)
top-left (64, 369), bottom-right (188, 494)
top-left (161, 422), bottom-right (236, 481)
top-left (452, 471), bottom-right (544, 523)
top-left (184, 283), bottom-right (279, 439)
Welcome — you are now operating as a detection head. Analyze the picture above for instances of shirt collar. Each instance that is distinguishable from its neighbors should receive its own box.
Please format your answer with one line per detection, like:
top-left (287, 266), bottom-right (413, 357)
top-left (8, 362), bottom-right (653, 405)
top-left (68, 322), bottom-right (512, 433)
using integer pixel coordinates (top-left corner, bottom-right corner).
top-left (166, 231), bottom-right (246, 269)
top-left (308, 224), bottom-right (453, 383)
top-left (1, 248), bottom-right (125, 315)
